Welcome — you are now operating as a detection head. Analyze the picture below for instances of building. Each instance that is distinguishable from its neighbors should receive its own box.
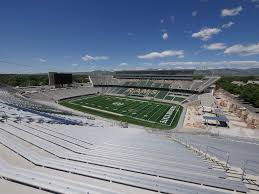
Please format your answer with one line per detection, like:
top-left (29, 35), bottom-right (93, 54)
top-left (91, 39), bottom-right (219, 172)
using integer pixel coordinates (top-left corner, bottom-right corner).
top-left (48, 72), bottom-right (72, 87)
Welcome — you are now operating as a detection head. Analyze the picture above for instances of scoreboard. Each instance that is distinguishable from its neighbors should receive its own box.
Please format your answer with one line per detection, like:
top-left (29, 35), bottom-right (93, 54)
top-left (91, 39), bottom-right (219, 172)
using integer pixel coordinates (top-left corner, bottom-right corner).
top-left (48, 72), bottom-right (72, 87)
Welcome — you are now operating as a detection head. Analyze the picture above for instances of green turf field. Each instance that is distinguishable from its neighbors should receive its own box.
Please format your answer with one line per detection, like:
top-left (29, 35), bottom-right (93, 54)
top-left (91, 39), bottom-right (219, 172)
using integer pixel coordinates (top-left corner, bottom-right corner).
top-left (59, 95), bottom-right (182, 129)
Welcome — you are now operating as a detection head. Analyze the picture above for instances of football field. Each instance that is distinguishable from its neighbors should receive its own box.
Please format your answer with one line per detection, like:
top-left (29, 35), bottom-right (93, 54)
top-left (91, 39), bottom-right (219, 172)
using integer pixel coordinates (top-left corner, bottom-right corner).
top-left (60, 95), bottom-right (182, 129)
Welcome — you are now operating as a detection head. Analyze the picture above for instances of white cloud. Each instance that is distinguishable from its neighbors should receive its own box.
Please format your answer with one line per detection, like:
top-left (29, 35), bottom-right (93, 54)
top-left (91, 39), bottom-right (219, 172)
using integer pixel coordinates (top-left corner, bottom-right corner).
top-left (33, 58), bottom-right (47, 62)
top-left (192, 10), bottom-right (198, 16)
top-left (143, 62), bottom-right (153, 66)
top-left (159, 61), bottom-right (259, 69)
top-left (224, 43), bottom-right (259, 56)
top-left (81, 54), bottom-right (109, 62)
top-left (160, 19), bottom-right (164, 23)
top-left (221, 6), bottom-right (243, 17)
top-left (162, 32), bottom-right (169, 40)
top-left (39, 58), bottom-right (46, 62)
top-left (119, 62), bottom-right (128, 66)
top-left (222, 21), bottom-right (234, 29)
top-left (71, 63), bottom-right (79, 67)
top-left (202, 43), bottom-right (227, 50)
top-left (192, 27), bottom-right (221, 41)
top-left (127, 32), bottom-right (134, 36)
top-left (138, 50), bottom-right (184, 59)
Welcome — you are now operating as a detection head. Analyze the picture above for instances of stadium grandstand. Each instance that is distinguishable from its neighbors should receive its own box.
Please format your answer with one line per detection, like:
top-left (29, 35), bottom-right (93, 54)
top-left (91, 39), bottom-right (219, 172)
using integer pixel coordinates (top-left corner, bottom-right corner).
top-left (89, 70), bottom-right (219, 105)
top-left (90, 70), bottom-right (219, 93)
top-left (1, 1), bottom-right (259, 193)
top-left (16, 70), bottom-right (219, 129)
top-left (1, 69), bottom-right (259, 194)
top-left (1, 84), bottom-right (259, 194)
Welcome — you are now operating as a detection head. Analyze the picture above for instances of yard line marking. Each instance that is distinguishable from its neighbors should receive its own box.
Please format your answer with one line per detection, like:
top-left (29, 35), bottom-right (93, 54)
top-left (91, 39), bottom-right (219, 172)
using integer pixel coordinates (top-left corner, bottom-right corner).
top-left (139, 104), bottom-right (158, 119)
top-left (148, 105), bottom-right (163, 121)
top-left (153, 105), bottom-right (171, 123)
top-left (133, 103), bottom-right (152, 117)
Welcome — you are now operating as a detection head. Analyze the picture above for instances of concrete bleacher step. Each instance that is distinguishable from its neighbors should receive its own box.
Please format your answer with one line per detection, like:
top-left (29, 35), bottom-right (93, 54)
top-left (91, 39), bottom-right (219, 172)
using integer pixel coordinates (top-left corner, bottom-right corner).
top-left (0, 133), bottom-right (247, 194)
top-left (35, 123), bottom-right (219, 170)
top-left (0, 125), bottom-right (226, 183)
top-left (0, 160), bottom-right (119, 194)
top-left (5, 122), bottom-right (227, 180)
top-left (12, 122), bottom-right (207, 161)
top-left (0, 125), bottom-right (248, 193)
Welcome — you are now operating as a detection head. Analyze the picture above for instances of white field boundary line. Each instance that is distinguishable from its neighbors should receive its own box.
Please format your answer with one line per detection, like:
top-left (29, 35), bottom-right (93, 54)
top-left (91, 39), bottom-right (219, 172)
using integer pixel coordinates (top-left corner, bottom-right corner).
top-left (70, 95), bottom-right (180, 126)
top-left (69, 95), bottom-right (98, 103)
top-left (72, 96), bottom-right (105, 105)
top-left (69, 102), bottom-right (123, 117)
top-left (168, 106), bottom-right (181, 126)
top-left (153, 105), bottom-right (172, 124)
top-left (126, 115), bottom-right (158, 124)
top-left (152, 106), bottom-right (172, 125)
top-left (93, 101), bottom-right (168, 125)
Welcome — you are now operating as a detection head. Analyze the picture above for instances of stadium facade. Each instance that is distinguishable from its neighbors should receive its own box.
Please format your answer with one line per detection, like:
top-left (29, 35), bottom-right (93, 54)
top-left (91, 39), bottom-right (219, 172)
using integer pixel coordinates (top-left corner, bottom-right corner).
top-left (114, 69), bottom-right (194, 80)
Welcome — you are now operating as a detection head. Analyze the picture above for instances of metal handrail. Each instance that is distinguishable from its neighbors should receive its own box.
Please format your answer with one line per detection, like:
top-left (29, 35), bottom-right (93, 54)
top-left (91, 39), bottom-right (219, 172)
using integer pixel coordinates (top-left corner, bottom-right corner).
top-left (205, 146), bottom-right (230, 170)
top-left (172, 136), bottom-right (230, 171)
top-left (241, 160), bottom-right (259, 181)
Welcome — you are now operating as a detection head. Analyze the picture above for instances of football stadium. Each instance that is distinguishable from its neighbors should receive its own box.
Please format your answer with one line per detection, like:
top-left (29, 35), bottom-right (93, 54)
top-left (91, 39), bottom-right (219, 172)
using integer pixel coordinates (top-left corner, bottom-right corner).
top-left (1, 68), bottom-right (259, 194)
top-left (1, 1), bottom-right (259, 194)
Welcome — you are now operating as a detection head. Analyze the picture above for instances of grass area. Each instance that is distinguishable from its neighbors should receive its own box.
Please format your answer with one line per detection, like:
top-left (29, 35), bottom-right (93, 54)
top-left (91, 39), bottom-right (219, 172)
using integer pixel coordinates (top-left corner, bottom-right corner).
top-left (59, 94), bottom-right (182, 129)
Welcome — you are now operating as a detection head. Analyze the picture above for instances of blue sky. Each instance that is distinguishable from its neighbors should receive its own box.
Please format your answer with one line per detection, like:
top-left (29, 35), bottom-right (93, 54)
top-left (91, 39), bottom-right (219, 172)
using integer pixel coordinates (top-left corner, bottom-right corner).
top-left (0, 0), bottom-right (259, 73)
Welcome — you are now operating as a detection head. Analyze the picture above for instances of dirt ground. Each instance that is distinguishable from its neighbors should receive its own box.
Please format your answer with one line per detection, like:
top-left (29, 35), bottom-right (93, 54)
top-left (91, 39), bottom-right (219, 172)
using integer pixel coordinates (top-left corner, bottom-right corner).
top-left (183, 91), bottom-right (259, 139)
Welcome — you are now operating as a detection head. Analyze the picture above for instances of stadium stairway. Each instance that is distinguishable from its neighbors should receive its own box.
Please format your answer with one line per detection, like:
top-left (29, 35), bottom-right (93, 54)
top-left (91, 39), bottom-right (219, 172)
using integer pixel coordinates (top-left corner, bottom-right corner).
top-left (170, 134), bottom-right (259, 193)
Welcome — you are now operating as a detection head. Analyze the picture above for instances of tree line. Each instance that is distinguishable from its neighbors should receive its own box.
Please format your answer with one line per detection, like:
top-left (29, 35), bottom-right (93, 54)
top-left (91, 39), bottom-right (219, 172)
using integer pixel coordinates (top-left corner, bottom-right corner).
top-left (0, 74), bottom-right (89, 87)
top-left (217, 76), bottom-right (259, 108)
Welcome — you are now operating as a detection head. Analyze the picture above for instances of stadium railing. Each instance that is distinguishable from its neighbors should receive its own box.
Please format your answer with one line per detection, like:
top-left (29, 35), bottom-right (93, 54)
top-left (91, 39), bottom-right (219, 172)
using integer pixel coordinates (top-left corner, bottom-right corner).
top-left (241, 160), bottom-right (259, 181)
